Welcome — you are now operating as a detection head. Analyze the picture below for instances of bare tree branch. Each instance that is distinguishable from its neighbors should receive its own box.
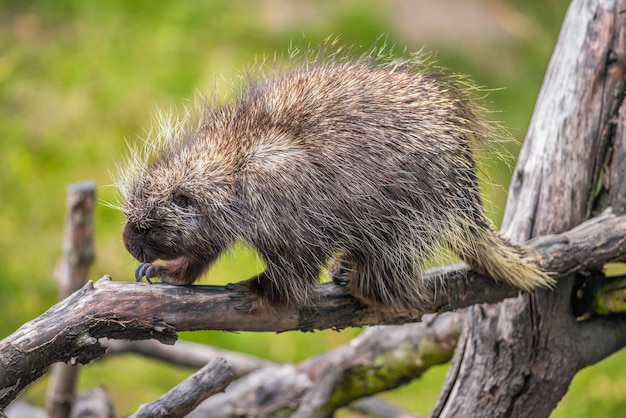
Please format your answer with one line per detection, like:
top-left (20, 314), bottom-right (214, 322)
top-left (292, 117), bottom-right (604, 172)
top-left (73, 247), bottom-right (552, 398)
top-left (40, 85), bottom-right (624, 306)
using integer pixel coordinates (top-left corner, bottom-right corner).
top-left (69, 388), bottom-right (115, 418)
top-left (291, 361), bottom-right (343, 418)
top-left (188, 312), bottom-right (461, 417)
top-left (4, 400), bottom-right (46, 418)
top-left (47, 181), bottom-right (96, 418)
top-left (2, 1), bottom-right (625, 416)
top-left (435, 0), bottom-right (626, 415)
top-left (1, 209), bottom-right (626, 408)
top-left (350, 397), bottom-right (419, 418)
top-left (105, 339), bottom-right (277, 378)
top-left (130, 357), bottom-right (232, 418)
top-left (0, 280), bottom-right (178, 408)
top-left (108, 337), bottom-right (420, 417)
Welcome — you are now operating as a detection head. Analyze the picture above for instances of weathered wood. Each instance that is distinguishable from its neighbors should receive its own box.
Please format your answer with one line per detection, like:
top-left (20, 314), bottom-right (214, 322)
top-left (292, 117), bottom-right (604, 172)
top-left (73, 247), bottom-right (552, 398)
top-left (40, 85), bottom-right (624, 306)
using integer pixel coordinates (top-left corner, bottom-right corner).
top-left (106, 339), bottom-right (277, 378)
top-left (606, 83), bottom-right (626, 214)
top-left (0, 279), bottom-right (177, 409)
top-left (69, 388), bottom-right (115, 418)
top-left (434, 0), bottom-right (626, 416)
top-left (47, 181), bottom-right (96, 418)
top-left (1, 210), bottom-right (625, 409)
top-left (349, 397), bottom-right (418, 418)
top-left (54, 181), bottom-right (97, 298)
top-left (130, 357), bottom-right (232, 418)
top-left (188, 312), bottom-right (461, 417)
top-left (3, 399), bottom-right (46, 418)
top-left (108, 337), bottom-right (419, 417)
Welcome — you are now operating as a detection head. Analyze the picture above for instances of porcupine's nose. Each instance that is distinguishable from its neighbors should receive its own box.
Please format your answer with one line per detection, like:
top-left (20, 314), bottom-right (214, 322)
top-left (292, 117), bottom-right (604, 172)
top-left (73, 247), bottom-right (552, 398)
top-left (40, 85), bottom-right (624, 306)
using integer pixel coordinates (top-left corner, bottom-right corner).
top-left (123, 222), bottom-right (172, 263)
top-left (122, 223), bottom-right (152, 262)
top-left (122, 222), bottom-right (141, 245)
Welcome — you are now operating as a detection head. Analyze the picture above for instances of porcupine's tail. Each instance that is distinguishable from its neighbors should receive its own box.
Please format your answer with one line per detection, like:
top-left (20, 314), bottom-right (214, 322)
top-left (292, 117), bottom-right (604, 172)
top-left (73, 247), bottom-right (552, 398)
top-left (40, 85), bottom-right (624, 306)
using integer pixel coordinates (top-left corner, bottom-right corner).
top-left (446, 217), bottom-right (554, 291)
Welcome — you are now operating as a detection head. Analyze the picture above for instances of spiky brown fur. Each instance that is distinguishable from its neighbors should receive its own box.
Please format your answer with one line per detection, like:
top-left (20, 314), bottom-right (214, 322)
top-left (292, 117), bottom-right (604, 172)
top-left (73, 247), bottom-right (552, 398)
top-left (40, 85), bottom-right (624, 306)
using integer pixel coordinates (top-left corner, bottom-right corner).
top-left (118, 53), bottom-right (553, 311)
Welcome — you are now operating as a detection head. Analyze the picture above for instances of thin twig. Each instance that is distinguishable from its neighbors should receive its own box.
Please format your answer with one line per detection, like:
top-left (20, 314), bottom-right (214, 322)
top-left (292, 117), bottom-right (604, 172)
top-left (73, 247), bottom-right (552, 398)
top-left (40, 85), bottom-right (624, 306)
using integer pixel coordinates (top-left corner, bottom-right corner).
top-left (130, 358), bottom-right (233, 418)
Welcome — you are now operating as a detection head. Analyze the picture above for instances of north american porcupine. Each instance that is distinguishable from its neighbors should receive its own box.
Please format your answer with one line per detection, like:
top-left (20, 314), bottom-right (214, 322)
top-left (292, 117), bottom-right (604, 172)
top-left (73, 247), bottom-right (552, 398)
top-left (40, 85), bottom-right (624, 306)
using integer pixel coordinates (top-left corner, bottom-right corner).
top-left (118, 53), bottom-right (553, 311)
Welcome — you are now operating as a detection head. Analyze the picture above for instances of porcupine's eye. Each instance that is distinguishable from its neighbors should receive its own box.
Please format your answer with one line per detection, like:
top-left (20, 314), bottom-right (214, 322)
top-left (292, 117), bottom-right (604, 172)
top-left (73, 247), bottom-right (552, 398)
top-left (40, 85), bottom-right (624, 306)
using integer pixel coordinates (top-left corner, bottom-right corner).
top-left (172, 191), bottom-right (193, 208)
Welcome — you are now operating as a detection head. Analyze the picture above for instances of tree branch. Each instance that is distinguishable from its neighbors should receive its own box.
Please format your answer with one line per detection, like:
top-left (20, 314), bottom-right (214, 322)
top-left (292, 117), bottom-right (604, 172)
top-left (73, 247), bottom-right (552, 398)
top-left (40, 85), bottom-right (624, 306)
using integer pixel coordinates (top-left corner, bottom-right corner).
top-left (47, 181), bottom-right (96, 418)
top-left (130, 357), bottom-right (232, 418)
top-left (1, 209), bottom-right (625, 408)
top-left (349, 397), bottom-right (418, 418)
top-left (188, 312), bottom-right (461, 417)
top-left (107, 337), bottom-right (419, 417)
top-left (69, 388), bottom-right (115, 418)
top-left (105, 339), bottom-right (277, 378)
top-left (435, 0), bottom-right (626, 415)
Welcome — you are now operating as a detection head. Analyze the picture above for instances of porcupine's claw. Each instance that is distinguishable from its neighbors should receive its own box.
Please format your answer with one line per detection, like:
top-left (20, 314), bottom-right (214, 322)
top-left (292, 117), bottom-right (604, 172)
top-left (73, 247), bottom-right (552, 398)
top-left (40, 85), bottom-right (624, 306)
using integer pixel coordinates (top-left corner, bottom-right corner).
top-left (224, 282), bottom-right (252, 310)
top-left (135, 263), bottom-right (155, 284)
top-left (224, 283), bottom-right (239, 293)
top-left (330, 267), bottom-right (349, 286)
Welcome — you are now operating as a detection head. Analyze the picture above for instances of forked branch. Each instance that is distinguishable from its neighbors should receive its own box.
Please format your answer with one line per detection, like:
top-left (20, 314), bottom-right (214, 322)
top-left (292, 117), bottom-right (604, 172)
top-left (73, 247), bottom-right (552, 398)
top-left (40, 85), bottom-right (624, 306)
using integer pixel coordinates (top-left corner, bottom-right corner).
top-left (1, 209), bottom-right (625, 407)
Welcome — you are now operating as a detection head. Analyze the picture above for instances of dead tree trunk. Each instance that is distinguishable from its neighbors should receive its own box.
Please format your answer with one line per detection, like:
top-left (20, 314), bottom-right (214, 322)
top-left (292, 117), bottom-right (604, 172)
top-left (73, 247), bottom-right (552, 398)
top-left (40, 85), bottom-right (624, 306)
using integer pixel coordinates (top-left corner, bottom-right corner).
top-left (433, 0), bottom-right (626, 416)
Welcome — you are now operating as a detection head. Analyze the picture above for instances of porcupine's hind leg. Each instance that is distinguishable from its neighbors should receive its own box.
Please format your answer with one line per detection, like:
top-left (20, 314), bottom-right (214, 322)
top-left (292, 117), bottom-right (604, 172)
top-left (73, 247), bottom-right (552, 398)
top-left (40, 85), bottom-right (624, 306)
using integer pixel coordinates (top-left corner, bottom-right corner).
top-left (228, 249), bottom-right (322, 312)
top-left (328, 248), bottom-right (429, 312)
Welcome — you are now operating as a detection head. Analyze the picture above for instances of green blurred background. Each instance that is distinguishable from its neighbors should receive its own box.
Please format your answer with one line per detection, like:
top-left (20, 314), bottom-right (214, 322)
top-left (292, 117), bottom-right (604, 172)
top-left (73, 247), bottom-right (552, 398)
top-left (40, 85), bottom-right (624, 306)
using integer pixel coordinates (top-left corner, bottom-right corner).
top-left (2, 0), bottom-right (625, 416)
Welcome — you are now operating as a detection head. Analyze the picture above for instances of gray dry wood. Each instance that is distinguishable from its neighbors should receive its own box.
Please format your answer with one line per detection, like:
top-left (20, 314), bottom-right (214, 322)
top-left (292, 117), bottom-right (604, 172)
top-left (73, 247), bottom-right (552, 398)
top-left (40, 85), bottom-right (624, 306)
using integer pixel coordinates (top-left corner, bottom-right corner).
top-left (130, 357), bottom-right (233, 418)
top-left (433, 0), bottom-right (626, 416)
top-left (47, 181), bottom-right (96, 418)
top-left (188, 312), bottom-right (460, 418)
top-left (1, 209), bottom-right (625, 408)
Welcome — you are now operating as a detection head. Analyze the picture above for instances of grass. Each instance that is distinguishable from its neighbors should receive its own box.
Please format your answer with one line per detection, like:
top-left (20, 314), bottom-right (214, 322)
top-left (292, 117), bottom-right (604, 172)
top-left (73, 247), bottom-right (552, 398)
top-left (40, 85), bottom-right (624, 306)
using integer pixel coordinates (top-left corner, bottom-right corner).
top-left (3, 0), bottom-right (625, 416)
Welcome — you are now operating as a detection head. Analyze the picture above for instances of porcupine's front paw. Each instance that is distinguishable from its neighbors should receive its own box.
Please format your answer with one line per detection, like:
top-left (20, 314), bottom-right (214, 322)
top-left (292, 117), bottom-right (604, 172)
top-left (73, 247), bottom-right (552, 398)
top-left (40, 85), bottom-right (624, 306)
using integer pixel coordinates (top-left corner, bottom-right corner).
top-left (134, 257), bottom-right (203, 285)
top-left (135, 262), bottom-right (158, 283)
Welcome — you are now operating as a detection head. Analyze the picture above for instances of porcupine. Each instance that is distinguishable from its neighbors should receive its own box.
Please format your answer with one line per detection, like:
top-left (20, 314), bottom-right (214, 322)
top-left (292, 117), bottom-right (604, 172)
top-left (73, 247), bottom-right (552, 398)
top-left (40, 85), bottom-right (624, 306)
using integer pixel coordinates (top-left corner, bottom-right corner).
top-left (118, 53), bottom-right (553, 311)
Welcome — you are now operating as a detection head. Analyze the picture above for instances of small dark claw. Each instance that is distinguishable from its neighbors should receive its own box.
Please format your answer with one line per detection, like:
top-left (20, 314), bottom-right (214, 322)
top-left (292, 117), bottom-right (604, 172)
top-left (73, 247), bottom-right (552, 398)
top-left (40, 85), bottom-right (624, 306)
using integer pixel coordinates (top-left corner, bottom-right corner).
top-left (135, 263), bottom-right (146, 281)
top-left (225, 283), bottom-right (253, 310)
top-left (135, 263), bottom-right (155, 284)
top-left (331, 268), bottom-right (349, 286)
top-left (226, 283), bottom-right (246, 300)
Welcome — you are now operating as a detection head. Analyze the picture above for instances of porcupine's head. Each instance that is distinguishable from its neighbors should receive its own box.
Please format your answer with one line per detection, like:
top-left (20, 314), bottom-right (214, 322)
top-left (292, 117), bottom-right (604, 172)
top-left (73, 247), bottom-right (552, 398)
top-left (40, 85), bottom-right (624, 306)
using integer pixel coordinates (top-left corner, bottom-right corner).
top-left (117, 104), bottom-right (238, 278)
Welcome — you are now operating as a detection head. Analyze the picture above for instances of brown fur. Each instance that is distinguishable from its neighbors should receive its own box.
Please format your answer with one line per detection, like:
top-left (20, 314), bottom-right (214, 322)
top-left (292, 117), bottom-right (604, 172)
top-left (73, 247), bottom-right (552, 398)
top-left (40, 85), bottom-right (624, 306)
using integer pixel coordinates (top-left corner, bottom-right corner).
top-left (118, 56), bottom-right (554, 311)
